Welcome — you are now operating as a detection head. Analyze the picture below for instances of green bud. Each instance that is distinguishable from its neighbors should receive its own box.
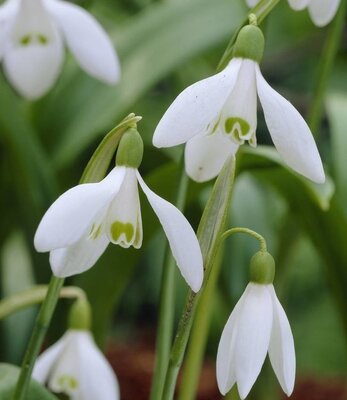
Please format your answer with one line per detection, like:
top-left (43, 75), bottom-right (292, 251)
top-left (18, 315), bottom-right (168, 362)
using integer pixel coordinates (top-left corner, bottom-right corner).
top-left (249, 251), bottom-right (275, 284)
top-left (116, 128), bottom-right (144, 168)
top-left (233, 25), bottom-right (265, 63)
top-left (68, 298), bottom-right (92, 331)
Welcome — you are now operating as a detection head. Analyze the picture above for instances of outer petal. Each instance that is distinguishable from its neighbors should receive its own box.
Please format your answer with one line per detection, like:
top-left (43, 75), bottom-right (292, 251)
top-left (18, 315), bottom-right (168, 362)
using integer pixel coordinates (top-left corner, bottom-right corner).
top-left (49, 232), bottom-right (109, 277)
top-left (153, 58), bottom-right (242, 148)
top-left (234, 283), bottom-right (273, 399)
top-left (256, 65), bottom-right (325, 184)
top-left (3, 0), bottom-right (64, 99)
top-left (184, 131), bottom-right (238, 182)
top-left (216, 288), bottom-right (248, 395)
top-left (33, 332), bottom-right (68, 383)
top-left (287, 0), bottom-right (311, 10)
top-left (46, 0), bottom-right (120, 84)
top-left (0, 0), bottom-right (19, 60)
top-left (308, 0), bottom-right (340, 27)
top-left (49, 331), bottom-right (119, 400)
top-left (137, 171), bottom-right (203, 292)
top-left (268, 286), bottom-right (296, 396)
top-left (34, 167), bottom-right (126, 252)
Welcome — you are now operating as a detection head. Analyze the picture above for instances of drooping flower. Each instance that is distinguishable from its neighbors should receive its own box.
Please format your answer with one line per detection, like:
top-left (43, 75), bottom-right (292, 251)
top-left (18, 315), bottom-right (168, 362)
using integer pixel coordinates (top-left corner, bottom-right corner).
top-left (153, 25), bottom-right (325, 184)
top-left (34, 129), bottom-right (203, 292)
top-left (33, 330), bottom-right (120, 400)
top-left (216, 252), bottom-right (295, 399)
top-left (0, 0), bottom-right (120, 99)
top-left (246, 0), bottom-right (340, 27)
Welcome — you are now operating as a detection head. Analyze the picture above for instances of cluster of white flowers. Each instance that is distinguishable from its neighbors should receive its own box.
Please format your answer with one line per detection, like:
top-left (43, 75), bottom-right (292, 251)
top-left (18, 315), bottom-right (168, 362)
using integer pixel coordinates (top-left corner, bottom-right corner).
top-left (19, 0), bottom-right (335, 398)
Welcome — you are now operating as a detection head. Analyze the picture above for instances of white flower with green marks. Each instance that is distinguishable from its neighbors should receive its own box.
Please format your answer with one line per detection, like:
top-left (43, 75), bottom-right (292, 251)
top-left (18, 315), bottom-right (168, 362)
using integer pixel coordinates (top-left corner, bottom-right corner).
top-left (153, 25), bottom-right (325, 184)
top-left (33, 329), bottom-right (120, 400)
top-left (246, 0), bottom-right (340, 27)
top-left (34, 129), bottom-right (203, 292)
top-left (0, 0), bottom-right (120, 99)
top-left (216, 252), bottom-right (295, 399)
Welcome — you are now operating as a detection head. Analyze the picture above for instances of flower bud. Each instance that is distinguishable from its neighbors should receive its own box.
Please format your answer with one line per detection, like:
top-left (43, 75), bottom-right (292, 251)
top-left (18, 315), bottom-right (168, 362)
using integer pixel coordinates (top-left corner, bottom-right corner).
top-left (249, 251), bottom-right (275, 284)
top-left (116, 128), bottom-right (144, 168)
top-left (233, 25), bottom-right (265, 63)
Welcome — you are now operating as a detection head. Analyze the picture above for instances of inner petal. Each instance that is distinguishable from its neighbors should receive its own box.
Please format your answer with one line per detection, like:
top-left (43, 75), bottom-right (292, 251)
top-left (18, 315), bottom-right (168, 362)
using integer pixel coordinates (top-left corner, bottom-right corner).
top-left (220, 59), bottom-right (258, 147)
top-left (11, 0), bottom-right (56, 46)
top-left (106, 168), bottom-right (143, 249)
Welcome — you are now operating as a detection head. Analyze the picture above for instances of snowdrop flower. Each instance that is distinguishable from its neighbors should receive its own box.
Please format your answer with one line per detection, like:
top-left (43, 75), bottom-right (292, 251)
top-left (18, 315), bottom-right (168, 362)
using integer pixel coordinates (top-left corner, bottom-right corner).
top-left (33, 330), bottom-right (119, 399)
top-left (246, 0), bottom-right (340, 27)
top-left (153, 25), bottom-right (325, 184)
top-left (34, 129), bottom-right (203, 292)
top-left (216, 251), bottom-right (295, 399)
top-left (0, 0), bottom-right (120, 99)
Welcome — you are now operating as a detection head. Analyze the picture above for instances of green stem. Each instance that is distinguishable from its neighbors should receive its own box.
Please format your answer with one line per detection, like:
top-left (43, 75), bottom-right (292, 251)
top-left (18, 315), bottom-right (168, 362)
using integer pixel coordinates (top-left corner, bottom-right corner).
top-left (217, 0), bottom-right (280, 71)
top-left (308, 0), bottom-right (347, 134)
top-left (221, 227), bottom-right (267, 252)
top-left (0, 285), bottom-right (86, 320)
top-left (12, 276), bottom-right (64, 400)
top-left (161, 156), bottom-right (236, 400)
top-left (150, 160), bottom-right (189, 400)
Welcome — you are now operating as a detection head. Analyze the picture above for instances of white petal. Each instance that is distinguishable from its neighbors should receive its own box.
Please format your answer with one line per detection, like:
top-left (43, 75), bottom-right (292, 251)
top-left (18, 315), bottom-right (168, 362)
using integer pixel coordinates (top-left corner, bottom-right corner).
top-left (106, 168), bottom-right (143, 249)
top-left (137, 171), bottom-right (203, 292)
top-left (49, 232), bottom-right (109, 277)
top-left (34, 167), bottom-right (126, 252)
top-left (268, 286), bottom-right (296, 396)
top-left (216, 289), bottom-right (248, 395)
top-left (234, 283), bottom-right (273, 399)
top-left (221, 59), bottom-right (258, 146)
top-left (184, 131), bottom-right (238, 182)
top-left (49, 331), bottom-right (119, 400)
top-left (3, 0), bottom-right (64, 99)
top-left (287, 0), bottom-right (311, 10)
top-left (33, 332), bottom-right (69, 383)
top-left (46, 0), bottom-right (120, 84)
top-left (308, 0), bottom-right (340, 27)
top-left (0, 0), bottom-right (19, 60)
top-left (153, 58), bottom-right (242, 148)
top-left (256, 65), bottom-right (325, 184)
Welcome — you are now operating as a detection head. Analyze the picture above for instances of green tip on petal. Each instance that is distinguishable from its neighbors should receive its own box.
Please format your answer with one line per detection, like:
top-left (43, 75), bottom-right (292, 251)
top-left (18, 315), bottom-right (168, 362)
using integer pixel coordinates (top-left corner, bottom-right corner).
top-left (116, 128), bottom-right (144, 168)
top-left (249, 251), bottom-right (275, 284)
top-left (68, 297), bottom-right (92, 331)
top-left (233, 24), bottom-right (265, 63)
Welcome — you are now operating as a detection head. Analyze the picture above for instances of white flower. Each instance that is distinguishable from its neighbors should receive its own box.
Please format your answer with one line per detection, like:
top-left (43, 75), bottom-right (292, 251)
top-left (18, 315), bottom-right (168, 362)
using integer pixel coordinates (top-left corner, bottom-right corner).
top-left (216, 283), bottom-right (295, 399)
top-left (153, 56), bottom-right (325, 183)
top-left (246, 0), bottom-right (340, 27)
top-left (0, 0), bottom-right (120, 99)
top-left (34, 166), bottom-right (203, 292)
top-left (33, 330), bottom-right (119, 400)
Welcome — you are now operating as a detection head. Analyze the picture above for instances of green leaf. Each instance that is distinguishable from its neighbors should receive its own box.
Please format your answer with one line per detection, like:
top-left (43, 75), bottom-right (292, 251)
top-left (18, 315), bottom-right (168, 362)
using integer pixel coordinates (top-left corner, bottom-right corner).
top-left (1, 232), bottom-right (36, 363)
top-left (0, 364), bottom-right (58, 400)
top-left (46, 0), bottom-right (245, 168)
top-left (326, 92), bottom-right (347, 208)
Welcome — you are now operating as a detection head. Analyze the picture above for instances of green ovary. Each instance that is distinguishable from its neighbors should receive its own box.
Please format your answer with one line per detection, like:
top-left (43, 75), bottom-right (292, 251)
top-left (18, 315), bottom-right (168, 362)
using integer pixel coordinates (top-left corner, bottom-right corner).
top-left (111, 221), bottom-right (134, 243)
top-left (224, 117), bottom-right (250, 141)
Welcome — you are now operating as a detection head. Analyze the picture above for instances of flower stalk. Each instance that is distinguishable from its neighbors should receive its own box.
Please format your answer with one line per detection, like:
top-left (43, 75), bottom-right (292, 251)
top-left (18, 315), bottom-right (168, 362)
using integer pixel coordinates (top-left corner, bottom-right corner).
top-left (161, 156), bottom-right (236, 400)
top-left (13, 275), bottom-right (64, 400)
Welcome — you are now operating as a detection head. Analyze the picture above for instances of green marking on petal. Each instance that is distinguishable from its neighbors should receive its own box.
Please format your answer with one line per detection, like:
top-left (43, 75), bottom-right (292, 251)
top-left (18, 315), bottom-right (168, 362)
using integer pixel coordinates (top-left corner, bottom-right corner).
top-left (90, 223), bottom-right (103, 240)
top-left (111, 221), bottom-right (134, 243)
top-left (20, 35), bottom-right (31, 45)
top-left (224, 117), bottom-right (250, 137)
top-left (37, 34), bottom-right (48, 44)
top-left (57, 375), bottom-right (79, 390)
